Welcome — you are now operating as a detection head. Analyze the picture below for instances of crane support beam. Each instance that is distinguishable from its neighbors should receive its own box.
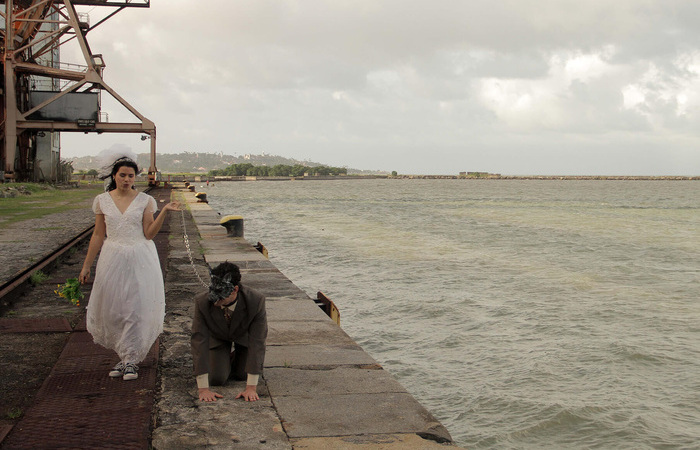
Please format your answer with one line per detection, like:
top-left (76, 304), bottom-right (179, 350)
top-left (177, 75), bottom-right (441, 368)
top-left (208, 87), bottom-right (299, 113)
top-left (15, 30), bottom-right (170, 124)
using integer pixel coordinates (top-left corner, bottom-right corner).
top-left (17, 121), bottom-right (155, 133)
top-left (0, 1), bottom-right (149, 6)
top-left (1, 0), bottom-right (158, 184)
top-left (15, 61), bottom-right (87, 81)
top-left (67, 1), bottom-right (148, 6)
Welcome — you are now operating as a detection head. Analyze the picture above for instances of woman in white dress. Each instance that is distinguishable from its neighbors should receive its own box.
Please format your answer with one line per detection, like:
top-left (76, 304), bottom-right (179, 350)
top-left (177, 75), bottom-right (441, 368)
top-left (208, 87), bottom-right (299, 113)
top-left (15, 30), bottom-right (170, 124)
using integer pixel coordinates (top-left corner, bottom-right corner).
top-left (79, 157), bottom-right (180, 381)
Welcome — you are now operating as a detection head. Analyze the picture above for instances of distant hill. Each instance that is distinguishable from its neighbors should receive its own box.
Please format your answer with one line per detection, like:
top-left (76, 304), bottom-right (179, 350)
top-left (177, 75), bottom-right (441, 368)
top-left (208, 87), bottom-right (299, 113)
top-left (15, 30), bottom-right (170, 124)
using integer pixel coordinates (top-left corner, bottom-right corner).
top-left (68, 151), bottom-right (386, 175)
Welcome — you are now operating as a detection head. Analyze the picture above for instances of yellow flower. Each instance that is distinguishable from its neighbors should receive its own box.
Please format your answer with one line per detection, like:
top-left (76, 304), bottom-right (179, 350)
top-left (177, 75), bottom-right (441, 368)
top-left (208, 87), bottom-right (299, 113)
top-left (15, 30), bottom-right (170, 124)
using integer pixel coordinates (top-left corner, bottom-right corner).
top-left (55, 278), bottom-right (84, 306)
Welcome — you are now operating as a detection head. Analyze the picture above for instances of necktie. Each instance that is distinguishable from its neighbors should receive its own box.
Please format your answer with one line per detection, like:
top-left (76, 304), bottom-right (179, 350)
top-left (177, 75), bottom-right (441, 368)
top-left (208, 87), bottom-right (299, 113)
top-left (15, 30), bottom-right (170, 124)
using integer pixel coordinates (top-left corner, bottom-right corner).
top-left (220, 299), bottom-right (236, 324)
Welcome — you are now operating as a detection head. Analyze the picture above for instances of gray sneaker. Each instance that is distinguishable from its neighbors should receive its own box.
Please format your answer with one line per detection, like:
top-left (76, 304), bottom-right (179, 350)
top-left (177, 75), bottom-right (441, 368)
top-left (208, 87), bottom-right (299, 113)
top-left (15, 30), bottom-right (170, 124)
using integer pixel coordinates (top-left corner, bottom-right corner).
top-left (123, 362), bottom-right (139, 381)
top-left (109, 361), bottom-right (125, 378)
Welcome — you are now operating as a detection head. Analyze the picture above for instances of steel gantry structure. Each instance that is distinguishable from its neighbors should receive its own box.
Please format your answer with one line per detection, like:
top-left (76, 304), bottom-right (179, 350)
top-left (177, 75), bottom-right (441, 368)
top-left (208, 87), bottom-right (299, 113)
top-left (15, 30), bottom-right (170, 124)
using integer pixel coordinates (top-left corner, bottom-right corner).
top-left (1, 0), bottom-right (158, 183)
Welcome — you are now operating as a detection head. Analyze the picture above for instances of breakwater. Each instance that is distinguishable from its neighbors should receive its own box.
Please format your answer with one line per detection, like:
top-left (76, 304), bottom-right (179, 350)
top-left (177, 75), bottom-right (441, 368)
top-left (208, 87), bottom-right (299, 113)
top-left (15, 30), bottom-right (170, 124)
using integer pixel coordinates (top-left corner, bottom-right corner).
top-left (152, 186), bottom-right (460, 448)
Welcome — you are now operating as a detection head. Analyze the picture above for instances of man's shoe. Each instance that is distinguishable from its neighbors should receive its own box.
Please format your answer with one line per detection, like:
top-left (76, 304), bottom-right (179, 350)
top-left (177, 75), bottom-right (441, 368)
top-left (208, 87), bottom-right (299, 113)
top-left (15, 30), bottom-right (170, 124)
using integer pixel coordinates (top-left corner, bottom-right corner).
top-left (123, 363), bottom-right (139, 381)
top-left (109, 361), bottom-right (125, 378)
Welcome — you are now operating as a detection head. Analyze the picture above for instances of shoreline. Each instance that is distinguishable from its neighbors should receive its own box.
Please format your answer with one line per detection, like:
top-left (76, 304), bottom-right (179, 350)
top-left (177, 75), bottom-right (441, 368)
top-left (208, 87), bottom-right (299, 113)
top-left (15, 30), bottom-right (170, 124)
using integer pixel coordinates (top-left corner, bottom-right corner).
top-left (390, 175), bottom-right (699, 180)
top-left (171, 174), bottom-right (700, 182)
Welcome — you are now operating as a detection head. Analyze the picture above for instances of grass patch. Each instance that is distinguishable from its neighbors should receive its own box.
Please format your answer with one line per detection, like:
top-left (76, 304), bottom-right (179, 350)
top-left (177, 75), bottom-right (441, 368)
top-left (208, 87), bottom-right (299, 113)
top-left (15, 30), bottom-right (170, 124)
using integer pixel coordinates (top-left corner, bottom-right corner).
top-left (29, 270), bottom-right (49, 286)
top-left (6, 407), bottom-right (23, 419)
top-left (0, 183), bottom-right (103, 230)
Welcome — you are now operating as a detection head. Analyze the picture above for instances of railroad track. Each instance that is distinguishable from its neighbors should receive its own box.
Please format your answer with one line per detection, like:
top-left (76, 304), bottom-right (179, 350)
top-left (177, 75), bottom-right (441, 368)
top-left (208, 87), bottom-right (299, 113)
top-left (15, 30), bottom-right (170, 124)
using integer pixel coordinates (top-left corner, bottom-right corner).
top-left (0, 186), bottom-right (162, 303)
top-left (0, 186), bottom-right (173, 449)
top-left (0, 226), bottom-right (95, 302)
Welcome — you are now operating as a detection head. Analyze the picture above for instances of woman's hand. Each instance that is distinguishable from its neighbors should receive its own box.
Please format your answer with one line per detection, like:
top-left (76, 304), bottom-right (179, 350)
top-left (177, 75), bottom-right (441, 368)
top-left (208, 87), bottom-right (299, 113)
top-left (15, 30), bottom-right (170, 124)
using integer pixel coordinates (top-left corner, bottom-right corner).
top-left (144, 200), bottom-right (181, 240)
top-left (79, 267), bottom-right (90, 285)
top-left (162, 201), bottom-right (181, 212)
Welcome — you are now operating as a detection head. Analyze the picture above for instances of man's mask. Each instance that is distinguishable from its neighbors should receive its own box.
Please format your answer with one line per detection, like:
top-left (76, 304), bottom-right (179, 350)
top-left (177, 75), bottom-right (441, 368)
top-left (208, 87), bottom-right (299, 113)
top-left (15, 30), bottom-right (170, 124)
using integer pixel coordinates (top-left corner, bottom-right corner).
top-left (208, 270), bottom-right (236, 303)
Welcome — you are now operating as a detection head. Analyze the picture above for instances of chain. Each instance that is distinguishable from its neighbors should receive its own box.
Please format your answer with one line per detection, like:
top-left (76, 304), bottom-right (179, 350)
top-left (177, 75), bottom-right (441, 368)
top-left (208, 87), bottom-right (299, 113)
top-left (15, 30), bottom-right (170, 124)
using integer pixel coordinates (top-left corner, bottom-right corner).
top-left (181, 208), bottom-right (209, 288)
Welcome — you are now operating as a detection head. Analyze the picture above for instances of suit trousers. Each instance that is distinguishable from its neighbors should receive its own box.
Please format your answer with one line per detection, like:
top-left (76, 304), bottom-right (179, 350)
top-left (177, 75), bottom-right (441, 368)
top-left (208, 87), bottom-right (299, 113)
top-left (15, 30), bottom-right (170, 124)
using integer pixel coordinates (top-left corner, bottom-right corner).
top-left (208, 339), bottom-right (249, 386)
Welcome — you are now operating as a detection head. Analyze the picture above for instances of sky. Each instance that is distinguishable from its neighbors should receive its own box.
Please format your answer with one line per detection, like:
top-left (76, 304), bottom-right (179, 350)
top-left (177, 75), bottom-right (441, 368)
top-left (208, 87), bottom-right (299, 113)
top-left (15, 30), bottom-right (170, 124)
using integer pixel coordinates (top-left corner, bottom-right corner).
top-left (60, 0), bottom-right (700, 175)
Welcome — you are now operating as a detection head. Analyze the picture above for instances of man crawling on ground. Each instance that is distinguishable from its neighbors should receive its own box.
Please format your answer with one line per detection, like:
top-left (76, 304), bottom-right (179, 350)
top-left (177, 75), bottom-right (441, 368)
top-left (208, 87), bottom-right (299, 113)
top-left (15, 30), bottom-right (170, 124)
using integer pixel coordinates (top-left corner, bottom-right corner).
top-left (190, 261), bottom-right (268, 402)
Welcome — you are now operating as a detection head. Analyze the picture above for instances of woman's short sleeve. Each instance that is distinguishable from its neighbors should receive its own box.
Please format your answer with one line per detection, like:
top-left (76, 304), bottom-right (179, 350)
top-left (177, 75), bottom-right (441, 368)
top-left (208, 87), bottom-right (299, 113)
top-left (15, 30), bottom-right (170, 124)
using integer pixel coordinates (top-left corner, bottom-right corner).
top-left (145, 195), bottom-right (158, 215)
top-left (92, 195), bottom-right (102, 214)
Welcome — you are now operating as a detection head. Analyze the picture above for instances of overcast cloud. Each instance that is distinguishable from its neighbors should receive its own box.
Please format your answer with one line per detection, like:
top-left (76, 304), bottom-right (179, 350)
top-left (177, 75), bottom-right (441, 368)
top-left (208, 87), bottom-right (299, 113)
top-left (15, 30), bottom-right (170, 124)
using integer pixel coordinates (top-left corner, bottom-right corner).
top-left (61, 1), bottom-right (700, 175)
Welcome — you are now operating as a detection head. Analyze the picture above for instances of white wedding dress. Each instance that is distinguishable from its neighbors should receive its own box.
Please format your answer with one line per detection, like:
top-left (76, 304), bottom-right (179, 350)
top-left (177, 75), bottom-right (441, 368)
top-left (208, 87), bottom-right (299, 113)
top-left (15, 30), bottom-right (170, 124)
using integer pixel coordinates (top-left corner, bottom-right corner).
top-left (86, 191), bottom-right (165, 364)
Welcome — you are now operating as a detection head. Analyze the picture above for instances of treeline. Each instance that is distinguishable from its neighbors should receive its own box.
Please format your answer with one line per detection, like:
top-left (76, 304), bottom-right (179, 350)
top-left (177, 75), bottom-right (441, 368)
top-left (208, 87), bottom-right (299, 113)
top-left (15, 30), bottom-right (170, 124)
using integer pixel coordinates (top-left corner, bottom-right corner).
top-left (209, 163), bottom-right (347, 177)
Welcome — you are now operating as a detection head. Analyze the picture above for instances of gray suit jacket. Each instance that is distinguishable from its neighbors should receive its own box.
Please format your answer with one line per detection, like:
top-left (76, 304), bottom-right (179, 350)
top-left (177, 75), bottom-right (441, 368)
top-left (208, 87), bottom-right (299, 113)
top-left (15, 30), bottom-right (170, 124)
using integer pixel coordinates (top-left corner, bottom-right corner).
top-left (191, 284), bottom-right (268, 376)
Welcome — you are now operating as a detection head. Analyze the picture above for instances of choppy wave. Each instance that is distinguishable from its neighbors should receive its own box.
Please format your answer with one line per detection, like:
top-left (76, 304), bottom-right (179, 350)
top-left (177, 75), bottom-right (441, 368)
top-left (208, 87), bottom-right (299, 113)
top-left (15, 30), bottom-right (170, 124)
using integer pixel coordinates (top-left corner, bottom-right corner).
top-left (205, 179), bottom-right (700, 449)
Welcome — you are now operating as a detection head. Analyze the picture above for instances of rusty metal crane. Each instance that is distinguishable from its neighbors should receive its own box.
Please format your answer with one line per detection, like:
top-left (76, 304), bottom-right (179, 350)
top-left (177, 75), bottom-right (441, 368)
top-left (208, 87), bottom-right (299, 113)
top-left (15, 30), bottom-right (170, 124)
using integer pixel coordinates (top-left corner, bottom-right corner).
top-left (1, 0), bottom-right (158, 184)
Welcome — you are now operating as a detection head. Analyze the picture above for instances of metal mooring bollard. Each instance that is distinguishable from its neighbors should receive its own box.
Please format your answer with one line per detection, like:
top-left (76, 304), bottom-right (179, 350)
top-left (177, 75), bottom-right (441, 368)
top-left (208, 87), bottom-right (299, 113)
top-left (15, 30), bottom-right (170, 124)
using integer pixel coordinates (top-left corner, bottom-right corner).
top-left (195, 192), bottom-right (208, 203)
top-left (188, 185), bottom-right (195, 192)
top-left (220, 215), bottom-right (244, 237)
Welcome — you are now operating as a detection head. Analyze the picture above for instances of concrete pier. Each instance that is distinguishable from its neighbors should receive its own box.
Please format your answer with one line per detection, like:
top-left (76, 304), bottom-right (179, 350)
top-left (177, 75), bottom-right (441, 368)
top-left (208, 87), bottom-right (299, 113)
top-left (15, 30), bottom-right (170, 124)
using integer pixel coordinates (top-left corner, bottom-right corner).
top-left (154, 187), bottom-right (458, 449)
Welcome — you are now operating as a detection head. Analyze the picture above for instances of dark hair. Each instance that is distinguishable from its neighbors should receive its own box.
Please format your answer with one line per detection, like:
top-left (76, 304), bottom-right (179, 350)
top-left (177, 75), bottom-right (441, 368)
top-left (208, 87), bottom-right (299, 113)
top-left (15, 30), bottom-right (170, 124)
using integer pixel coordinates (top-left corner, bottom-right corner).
top-left (100, 157), bottom-right (140, 191)
top-left (210, 261), bottom-right (241, 286)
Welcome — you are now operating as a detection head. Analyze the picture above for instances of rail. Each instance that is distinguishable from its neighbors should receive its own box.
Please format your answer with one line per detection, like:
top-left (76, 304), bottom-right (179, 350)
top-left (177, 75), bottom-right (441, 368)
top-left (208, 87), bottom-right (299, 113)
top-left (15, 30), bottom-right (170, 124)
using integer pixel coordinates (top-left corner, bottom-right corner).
top-left (0, 186), bottom-right (153, 302)
top-left (0, 225), bottom-right (93, 300)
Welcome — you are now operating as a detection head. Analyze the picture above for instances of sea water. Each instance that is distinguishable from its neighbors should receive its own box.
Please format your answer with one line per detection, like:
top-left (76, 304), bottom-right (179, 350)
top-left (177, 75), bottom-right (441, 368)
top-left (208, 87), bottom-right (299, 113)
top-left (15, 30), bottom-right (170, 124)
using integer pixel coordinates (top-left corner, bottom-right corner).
top-left (204, 179), bottom-right (699, 449)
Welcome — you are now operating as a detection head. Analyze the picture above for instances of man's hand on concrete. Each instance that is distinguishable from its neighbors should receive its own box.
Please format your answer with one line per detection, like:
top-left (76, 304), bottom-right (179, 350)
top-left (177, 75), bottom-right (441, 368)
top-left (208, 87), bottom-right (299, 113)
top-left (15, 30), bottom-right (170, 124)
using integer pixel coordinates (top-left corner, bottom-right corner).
top-left (235, 385), bottom-right (259, 402)
top-left (198, 388), bottom-right (223, 402)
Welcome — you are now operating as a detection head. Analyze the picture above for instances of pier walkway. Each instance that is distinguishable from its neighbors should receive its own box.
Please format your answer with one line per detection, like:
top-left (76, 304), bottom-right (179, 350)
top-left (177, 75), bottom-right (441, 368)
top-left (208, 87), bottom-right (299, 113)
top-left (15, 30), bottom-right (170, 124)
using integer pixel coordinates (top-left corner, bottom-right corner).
top-left (0, 185), bottom-right (458, 449)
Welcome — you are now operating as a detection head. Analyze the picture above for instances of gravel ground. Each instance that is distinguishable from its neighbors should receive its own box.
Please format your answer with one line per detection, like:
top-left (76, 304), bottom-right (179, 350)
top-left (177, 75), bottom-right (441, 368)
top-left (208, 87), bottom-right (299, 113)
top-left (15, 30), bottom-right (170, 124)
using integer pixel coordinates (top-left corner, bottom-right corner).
top-left (0, 195), bottom-right (96, 283)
